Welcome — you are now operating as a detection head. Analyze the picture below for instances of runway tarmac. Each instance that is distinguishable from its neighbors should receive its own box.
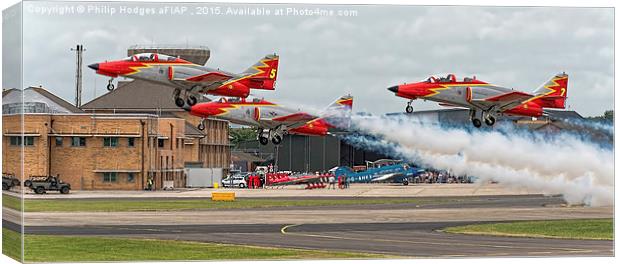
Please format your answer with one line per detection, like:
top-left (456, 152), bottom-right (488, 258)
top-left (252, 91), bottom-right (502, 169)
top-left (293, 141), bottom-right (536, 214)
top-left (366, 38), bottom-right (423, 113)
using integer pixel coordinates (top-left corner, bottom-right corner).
top-left (4, 220), bottom-right (612, 258)
top-left (2, 194), bottom-right (613, 258)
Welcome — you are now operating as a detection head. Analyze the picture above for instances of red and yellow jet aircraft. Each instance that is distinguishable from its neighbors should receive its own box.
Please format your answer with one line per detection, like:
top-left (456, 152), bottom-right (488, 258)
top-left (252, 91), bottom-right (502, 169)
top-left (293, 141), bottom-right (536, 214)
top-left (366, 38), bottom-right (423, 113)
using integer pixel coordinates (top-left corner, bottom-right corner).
top-left (388, 73), bottom-right (569, 127)
top-left (88, 52), bottom-right (279, 107)
top-left (184, 95), bottom-right (353, 145)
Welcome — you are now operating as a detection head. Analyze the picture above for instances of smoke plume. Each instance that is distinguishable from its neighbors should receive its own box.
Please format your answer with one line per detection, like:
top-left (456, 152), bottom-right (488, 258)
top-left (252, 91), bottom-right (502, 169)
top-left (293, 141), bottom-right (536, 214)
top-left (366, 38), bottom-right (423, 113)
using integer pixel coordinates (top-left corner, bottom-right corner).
top-left (343, 114), bottom-right (613, 206)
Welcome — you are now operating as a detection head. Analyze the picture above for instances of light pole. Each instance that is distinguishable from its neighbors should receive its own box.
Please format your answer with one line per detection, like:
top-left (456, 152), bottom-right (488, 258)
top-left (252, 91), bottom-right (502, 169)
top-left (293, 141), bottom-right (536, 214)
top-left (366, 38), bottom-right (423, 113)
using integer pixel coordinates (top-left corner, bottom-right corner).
top-left (70, 44), bottom-right (85, 108)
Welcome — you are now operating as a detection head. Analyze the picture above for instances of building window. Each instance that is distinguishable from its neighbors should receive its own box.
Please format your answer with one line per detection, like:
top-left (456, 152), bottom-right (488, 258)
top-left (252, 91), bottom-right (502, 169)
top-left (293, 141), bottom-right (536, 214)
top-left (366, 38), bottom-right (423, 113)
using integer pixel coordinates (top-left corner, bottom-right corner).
top-left (158, 139), bottom-right (164, 148)
top-left (55, 137), bottom-right (63, 146)
top-left (71, 137), bottom-right (86, 147)
top-left (103, 172), bottom-right (117, 182)
top-left (128, 138), bottom-right (135, 147)
top-left (103, 137), bottom-right (118, 147)
top-left (127, 173), bottom-right (135, 183)
top-left (9, 136), bottom-right (21, 146)
top-left (24, 136), bottom-right (34, 146)
top-left (10, 136), bottom-right (34, 146)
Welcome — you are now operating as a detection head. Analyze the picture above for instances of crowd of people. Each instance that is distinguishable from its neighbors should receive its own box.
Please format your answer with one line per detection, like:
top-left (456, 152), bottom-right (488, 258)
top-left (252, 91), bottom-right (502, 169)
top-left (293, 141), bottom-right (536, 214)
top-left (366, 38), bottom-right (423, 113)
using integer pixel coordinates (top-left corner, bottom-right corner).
top-left (411, 171), bottom-right (473, 184)
top-left (225, 165), bottom-right (474, 190)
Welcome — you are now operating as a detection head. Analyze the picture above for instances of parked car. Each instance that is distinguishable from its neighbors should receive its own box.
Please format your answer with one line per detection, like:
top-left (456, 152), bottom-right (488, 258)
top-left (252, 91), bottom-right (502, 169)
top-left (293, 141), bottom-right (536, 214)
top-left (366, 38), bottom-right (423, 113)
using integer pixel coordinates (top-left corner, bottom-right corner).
top-left (221, 174), bottom-right (248, 188)
top-left (2, 173), bottom-right (20, 190)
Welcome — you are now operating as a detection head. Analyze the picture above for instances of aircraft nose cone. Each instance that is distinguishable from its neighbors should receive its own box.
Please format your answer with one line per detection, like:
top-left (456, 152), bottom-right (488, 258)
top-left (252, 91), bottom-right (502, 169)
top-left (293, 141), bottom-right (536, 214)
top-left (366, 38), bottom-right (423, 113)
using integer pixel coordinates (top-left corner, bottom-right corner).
top-left (87, 63), bottom-right (99, 70)
top-left (387, 85), bottom-right (399, 93)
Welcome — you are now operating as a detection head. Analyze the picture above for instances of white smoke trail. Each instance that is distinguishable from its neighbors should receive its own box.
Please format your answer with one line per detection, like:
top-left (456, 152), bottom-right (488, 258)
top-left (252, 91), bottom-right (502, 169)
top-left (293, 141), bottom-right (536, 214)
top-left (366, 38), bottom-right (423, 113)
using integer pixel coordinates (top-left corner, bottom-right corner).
top-left (345, 114), bottom-right (613, 206)
top-left (559, 118), bottom-right (614, 141)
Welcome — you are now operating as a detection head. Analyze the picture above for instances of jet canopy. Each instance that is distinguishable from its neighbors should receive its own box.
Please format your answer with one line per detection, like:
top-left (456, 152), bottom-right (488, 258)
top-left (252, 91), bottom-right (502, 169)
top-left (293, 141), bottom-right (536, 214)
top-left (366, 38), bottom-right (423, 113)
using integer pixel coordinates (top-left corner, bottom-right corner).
top-left (422, 74), bottom-right (478, 83)
top-left (422, 74), bottom-right (456, 83)
top-left (217, 97), bottom-right (265, 103)
top-left (123, 53), bottom-right (182, 62)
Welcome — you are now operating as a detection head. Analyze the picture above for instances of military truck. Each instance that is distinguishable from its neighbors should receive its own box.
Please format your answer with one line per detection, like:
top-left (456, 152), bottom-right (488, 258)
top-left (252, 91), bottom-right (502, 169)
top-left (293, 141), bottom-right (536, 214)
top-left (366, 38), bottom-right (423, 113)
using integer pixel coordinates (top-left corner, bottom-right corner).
top-left (2, 173), bottom-right (20, 190)
top-left (24, 175), bottom-right (71, 194)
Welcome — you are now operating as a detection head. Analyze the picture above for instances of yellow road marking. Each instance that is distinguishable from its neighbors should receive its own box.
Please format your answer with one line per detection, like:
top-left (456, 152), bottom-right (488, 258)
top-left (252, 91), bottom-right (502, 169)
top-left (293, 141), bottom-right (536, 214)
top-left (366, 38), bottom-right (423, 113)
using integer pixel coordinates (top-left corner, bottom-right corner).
top-left (485, 253), bottom-right (510, 256)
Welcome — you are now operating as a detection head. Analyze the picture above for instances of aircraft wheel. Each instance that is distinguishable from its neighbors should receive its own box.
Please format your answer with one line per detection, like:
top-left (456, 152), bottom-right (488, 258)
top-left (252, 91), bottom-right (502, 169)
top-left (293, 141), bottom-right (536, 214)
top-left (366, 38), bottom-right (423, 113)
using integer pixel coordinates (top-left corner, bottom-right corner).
top-left (2, 183), bottom-right (8, 190)
top-left (402, 180), bottom-right (409, 186)
top-left (175, 97), bottom-right (185, 108)
top-left (472, 118), bottom-right (482, 128)
top-left (272, 135), bottom-right (282, 145)
top-left (484, 116), bottom-right (496, 126)
top-left (197, 121), bottom-right (205, 131)
top-left (405, 105), bottom-right (414, 113)
top-left (187, 95), bottom-right (198, 106)
top-left (106, 83), bottom-right (115, 91)
top-left (259, 137), bottom-right (269, 145)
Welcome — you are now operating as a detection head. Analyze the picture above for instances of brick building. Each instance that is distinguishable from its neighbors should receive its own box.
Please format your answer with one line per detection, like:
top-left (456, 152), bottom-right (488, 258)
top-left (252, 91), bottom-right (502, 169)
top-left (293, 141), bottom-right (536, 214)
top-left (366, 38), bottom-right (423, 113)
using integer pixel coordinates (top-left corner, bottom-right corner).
top-left (2, 113), bottom-right (186, 190)
top-left (80, 80), bottom-right (231, 171)
top-left (2, 85), bottom-right (231, 190)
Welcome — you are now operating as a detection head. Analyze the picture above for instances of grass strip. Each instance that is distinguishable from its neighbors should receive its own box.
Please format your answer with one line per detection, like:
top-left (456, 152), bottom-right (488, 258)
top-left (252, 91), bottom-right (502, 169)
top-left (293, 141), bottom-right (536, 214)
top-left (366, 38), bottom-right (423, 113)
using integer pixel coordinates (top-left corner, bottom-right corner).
top-left (443, 219), bottom-right (613, 240)
top-left (3, 194), bottom-right (444, 212)
top-left (2, 228), bottom-right (389, 262)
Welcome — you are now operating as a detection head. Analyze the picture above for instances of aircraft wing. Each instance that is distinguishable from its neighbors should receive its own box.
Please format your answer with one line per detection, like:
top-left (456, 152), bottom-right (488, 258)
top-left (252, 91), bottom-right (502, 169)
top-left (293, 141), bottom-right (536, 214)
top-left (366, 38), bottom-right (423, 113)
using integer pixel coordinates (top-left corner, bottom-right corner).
top-left (471, 91), bottom-right (534, 112)
top-left (184, 72), bottom-right (233, 83)
top-left (272, 112), bottom-right (316, 123)
top-left (269, 175), bottom-right (324, 186)
top-left (369, 172), bottom-right (404, 182)
top-left (169, 66), bottom-right (235, 89)
top-left (263, 112), bottom-right (319, 131)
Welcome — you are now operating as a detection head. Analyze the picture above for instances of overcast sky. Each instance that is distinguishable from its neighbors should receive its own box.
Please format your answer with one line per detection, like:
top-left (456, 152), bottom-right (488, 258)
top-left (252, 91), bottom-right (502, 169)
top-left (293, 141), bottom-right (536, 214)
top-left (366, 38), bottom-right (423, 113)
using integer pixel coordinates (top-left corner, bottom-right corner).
top-left (3, 2), bottom-right (614, 116)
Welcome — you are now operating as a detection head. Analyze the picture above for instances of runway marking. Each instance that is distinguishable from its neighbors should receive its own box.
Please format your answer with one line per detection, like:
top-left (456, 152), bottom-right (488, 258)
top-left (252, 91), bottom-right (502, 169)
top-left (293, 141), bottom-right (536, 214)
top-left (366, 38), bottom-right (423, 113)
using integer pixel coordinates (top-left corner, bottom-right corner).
top-left (280, 224), bottom-right (302, 234)
top-left (280, 224), bottom-right (594, 253)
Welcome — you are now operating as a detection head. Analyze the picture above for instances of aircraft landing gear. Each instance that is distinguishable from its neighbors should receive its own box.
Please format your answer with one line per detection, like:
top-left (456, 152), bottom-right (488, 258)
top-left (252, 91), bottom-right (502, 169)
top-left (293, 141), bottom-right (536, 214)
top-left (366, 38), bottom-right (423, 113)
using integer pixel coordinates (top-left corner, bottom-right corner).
top-left (173, 89), bottom-right (198, 108)
top-left (257, 127), bottom-right (285, 145)
top-left (270, 126), bottom-right (286, 145)
top-left (173, 89), bottom-right (185, 107)
top-left (106, 78), bottom-right (115, 91)
top-left (482, 107), bottom-right (497, 127)
top-left (484, 115), bottom-right (496, 126)
top-left (472, 118), bottom-right (482, 128)
top-left (470, 109), bottom-right (482, 128)
top-left (405, 101), bottom-right (414, 113)
top-left (271, 134), bottom-right (282, 145)
top-left (186, 95), bottom-right (198, 106)
top-left (258, 128), bottom-right (270, 145)
top-left (175, 97), bottom-right (185, 108)
top-left (197, 119), bottom-right (206, 131)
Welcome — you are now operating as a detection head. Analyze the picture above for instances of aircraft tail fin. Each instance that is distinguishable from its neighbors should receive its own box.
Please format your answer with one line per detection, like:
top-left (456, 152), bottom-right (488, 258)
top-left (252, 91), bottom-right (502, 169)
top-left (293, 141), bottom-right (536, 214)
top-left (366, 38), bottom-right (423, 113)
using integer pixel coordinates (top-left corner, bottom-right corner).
top-left (324, 94), bottom-right (353, 114)
top-left (321, 95), bottom-right (353, 128)
top-left (239, 54), bottom-right (279, 90)
top-left (532, 73), bottom-right (569, 109)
